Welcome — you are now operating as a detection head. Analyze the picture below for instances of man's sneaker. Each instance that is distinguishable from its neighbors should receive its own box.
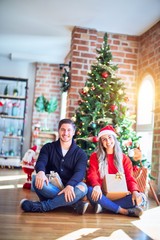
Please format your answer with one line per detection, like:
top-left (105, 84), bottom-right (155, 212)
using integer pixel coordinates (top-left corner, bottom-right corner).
top-left (94, 204), bottom-right (103, 213)
top-left (74, 201), bottom-right (89, 215)
top-left (20, 199), bottom-right (44, 212)
top-left (128, 206), bottom-right (143, 217)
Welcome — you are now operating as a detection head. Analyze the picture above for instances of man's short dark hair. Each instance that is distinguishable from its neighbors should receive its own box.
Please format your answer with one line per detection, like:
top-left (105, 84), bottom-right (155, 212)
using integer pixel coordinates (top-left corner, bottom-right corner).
top-left (58, 118), bottom-right (76, 130)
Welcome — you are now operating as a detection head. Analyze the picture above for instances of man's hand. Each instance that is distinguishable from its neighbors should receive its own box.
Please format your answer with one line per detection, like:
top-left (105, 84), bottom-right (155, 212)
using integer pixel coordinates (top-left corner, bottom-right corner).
top-left (35, 171), bottom-right (49, 189)
top-left (91, 185), bottom-right (102, 201)
top-left (58, 185), bottom-right (75, 202)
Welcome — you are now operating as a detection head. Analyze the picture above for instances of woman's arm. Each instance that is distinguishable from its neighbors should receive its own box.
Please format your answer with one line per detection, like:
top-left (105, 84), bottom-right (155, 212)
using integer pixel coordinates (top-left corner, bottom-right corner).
top-left (86, 152), bottom-right (103, 187)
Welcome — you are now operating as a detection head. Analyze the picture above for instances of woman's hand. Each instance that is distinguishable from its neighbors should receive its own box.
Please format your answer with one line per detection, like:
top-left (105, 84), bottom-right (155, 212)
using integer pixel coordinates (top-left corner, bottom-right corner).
top-left (91, 185), bottom-right (102, 201)
top-left (35, 171), bottom-right (49, 189)
top-left (58, 185), bottom-right (75, 202)
top-left (132, 191), bottom-right (142, 206)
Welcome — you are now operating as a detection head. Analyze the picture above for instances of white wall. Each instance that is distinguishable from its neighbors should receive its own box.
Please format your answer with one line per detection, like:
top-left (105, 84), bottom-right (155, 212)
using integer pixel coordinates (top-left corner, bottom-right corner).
top-left (0, 56), bottom-right (36, 156)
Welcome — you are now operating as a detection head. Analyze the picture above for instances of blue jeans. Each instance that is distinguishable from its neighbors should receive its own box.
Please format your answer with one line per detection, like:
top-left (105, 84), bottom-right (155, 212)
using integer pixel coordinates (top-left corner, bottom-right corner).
top-left (32, 175), bottom-right (88, 212)
top-left (87, 186), bottom-right (146, 213)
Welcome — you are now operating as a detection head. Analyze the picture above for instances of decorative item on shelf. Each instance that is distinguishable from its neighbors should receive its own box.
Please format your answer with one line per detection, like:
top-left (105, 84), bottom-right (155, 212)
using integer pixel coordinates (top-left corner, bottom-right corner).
top-left (12, 101), bottom-right (20, 116)
top-left (13, 88), bottom-right (18, 96)
top-left (21, 145), bottom-right (37, 189)
top-left (9, 149), bottom-right (14, 156)
top-left (0, 131), bottom-right (4, 155)
top-left (0, 100), bottom-right (4, 113)
top-left (2, 100), bottom-right (9, 115)
top-left (4, 85), bottom-right (8, 95)
top-left (6, 100), bottom-right (13, 115)
top-left (5, 127), bottom-right (11, 136)
top-left (33, 122), bottom-right (41, 138)
top-left (35, 95), bottom-right (58, 131)
top-left (17, 129), bottom-right (22, 136)
top-left (59, 61), bottom-right (71, 92)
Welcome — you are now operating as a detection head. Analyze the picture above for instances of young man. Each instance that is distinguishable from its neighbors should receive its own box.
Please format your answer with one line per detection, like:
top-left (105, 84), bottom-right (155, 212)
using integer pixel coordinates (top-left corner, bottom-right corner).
top-left (20, 118), bottom-right (88, 214)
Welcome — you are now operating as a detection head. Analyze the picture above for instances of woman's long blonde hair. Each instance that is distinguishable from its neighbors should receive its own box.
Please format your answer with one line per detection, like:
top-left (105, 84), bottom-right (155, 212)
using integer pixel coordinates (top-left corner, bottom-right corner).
top-left (96, 135), bottom-right (124, 178)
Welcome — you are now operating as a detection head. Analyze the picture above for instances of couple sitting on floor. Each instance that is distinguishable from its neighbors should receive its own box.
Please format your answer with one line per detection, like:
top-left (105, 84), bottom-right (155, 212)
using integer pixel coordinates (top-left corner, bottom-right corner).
top-left (20, 118), bottom-right (147, 217)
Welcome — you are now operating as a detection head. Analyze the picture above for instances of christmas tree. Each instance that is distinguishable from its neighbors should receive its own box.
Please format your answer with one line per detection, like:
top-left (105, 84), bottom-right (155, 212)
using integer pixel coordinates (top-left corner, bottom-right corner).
top-left (72, 33), bottom-right (147, 168)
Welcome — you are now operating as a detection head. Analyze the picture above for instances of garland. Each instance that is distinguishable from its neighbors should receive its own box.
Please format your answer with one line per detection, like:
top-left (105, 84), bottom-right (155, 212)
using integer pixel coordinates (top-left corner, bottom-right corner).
top-left (60, 68), bottom-right (71, 92)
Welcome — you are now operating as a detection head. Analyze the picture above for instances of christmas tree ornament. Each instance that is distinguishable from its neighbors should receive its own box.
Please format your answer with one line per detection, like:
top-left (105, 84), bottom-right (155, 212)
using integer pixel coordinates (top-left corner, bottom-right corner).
top-left (124, 97), bottom-right (129, 102)
top-left (123, 139), bottom-right (132, 147)
top-left (110, 104), bottom-right (118, 112)
top-left (76, 130), bottom-right (81, 135)
top-left (82, 86), bottom-right (89, 93)
top-left (92, 136), bottom-right (99, 143)
top-left (101, 71), bottom-right (109, 78)
top-left (89, 122), bottom-right (97, 129)
top-left (118, 89), bottom-right (123, 95)
top-left (81, 89), bottom-right (86, 95)
top-left (128, 147), bottom-right (142, 162)
top-left (71, 116), bottom-right (76, 122)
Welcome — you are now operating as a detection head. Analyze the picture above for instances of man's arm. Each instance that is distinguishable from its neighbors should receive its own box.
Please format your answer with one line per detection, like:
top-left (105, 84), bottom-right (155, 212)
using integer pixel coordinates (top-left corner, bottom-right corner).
top-left (34, 143), bottom-right (51, 189)
top-left (35, 143), bottom-right (50, 173)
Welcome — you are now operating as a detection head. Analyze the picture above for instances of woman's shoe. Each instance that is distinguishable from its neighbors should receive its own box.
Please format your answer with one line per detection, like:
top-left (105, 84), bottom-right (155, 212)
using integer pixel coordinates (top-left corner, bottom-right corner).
top-left (94, 204), bottom-right (103, 214)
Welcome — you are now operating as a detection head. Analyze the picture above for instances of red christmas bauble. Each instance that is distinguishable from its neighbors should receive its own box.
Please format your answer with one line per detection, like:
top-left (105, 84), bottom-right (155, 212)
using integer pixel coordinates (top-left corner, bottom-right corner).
top-left (110, 104), bottom-right (118, 112)
top-left (101, 72), bottom-right (109, 78)
top-left (92, 136), bottom-right (99, 143)
top-left (124, 97), bottom-right (129, 102)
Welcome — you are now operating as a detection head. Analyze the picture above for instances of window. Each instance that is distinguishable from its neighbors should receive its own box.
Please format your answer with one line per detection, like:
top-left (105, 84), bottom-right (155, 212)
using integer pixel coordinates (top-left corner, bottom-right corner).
top-left (136, 75), bottom-right (155, 164)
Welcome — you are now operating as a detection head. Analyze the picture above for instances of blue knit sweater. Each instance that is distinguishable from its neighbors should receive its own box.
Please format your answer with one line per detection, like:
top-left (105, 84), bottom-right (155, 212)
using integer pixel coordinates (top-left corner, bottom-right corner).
top-left (35, 139), bottom-right (88, 187)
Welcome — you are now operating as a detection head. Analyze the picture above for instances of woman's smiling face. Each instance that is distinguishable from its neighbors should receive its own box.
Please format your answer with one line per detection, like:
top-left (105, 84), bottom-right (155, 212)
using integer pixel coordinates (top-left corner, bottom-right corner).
top-left (101, 134), bottom-right (115, 151)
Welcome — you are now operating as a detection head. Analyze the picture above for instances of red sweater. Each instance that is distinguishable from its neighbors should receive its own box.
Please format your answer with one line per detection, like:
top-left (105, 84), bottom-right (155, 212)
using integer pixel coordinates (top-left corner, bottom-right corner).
top-left (86, 152), bottom-right (139, 193)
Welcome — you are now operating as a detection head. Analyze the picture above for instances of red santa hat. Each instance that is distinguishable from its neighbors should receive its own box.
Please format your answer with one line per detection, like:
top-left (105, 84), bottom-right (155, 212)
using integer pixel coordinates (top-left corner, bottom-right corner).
top-left (98, 125), bottom-right (117, 139)
top-left (31, 145), bottom-right (37, 152)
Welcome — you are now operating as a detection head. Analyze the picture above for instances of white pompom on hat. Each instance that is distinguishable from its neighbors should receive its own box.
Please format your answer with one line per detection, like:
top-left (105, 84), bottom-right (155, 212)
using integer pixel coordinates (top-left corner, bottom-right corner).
top-left (98, 125), bottom-right (117, 139)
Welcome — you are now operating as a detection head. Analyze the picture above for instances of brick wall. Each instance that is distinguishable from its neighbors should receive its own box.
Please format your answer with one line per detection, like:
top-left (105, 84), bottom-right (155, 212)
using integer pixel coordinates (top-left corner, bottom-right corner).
top-left (66, 27), bottom-right (97, 117)
top-left (66, 27), bottom-right (139, 118)
top-left (138, 21), bottom-right (160, 188)
top-left (32, 63), bottom-right (61, 131)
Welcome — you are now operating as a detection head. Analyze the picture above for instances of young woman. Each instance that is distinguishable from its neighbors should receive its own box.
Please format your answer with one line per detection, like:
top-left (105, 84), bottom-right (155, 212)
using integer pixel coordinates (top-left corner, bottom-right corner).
top-left (86, 125), bottom-right (147, 217)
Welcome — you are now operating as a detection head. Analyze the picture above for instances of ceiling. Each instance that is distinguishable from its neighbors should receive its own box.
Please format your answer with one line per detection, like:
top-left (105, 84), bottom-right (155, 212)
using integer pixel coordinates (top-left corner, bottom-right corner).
top-left (0, 0), bottom-right (159, 64)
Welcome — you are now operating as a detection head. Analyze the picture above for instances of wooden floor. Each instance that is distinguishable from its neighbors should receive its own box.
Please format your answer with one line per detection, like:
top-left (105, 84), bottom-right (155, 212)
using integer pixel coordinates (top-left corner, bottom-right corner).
top-left (0, 168), bottom-right (159, 240)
